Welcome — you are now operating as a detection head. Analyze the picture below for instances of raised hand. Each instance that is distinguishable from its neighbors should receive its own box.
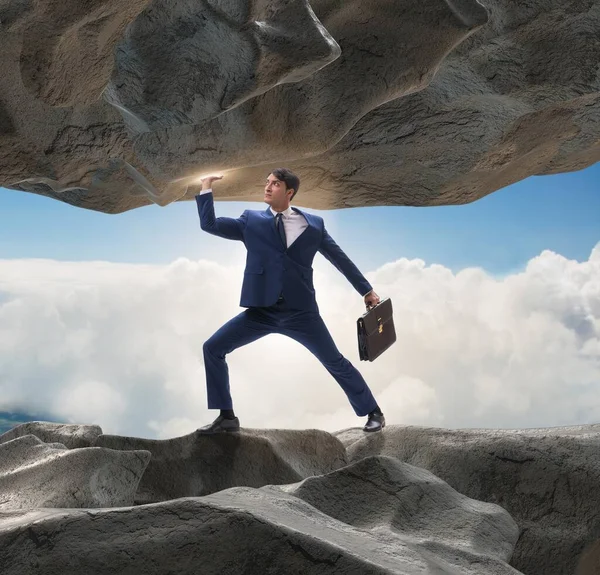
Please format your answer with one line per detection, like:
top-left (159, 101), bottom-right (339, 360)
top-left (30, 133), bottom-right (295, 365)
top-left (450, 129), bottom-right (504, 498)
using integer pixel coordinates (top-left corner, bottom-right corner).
top-left (200, 174), bottom-right (223, 190)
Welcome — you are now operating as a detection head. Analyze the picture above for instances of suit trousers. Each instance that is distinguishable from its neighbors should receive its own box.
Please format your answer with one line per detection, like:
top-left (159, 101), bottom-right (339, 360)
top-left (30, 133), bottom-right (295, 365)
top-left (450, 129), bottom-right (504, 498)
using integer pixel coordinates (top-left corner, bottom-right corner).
top-left (202, 298), bottom-right (379, 416)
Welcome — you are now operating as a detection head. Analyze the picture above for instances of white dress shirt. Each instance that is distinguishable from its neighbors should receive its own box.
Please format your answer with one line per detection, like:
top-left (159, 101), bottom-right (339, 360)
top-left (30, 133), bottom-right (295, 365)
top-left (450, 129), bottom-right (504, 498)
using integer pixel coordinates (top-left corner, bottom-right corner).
top-left (199, 188), bottom-right (308, 248)
top-left (269, 205), bottom-right (308, 248)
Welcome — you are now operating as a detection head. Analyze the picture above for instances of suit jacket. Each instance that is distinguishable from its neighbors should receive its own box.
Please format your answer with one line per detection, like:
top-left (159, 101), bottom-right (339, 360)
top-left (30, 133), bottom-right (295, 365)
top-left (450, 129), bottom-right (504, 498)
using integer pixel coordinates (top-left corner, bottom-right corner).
top-left (196, 193), bottom-right (372, 312)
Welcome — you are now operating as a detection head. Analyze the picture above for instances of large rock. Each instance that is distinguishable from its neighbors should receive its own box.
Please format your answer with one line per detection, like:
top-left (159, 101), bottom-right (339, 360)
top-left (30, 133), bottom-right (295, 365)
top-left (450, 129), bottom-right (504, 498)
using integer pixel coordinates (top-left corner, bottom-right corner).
top-left (16, 0), bottom-right (153, 108)
top-left (0, 421), bottom-right (103, 449)
top-left (132, 0), bottom-right (489, 179)
top-left (0, 456), bottom-right (522, 575)
top-left (104, 0), bottom-right (341, 133)
top-left (277, 455), bottom-right (520, 571)
top-left (1, 420), bottom-right (596, 573)
top-left (1, 0), bottom-right (597, 213)
top-left (0, 422), bottom-right (348, 503)
top-left (94, 427), bottom-right (348, 503)
top-left (334, 424), bottom-right (600, 575)
top-left (0, 435), bottom-right (150, 510)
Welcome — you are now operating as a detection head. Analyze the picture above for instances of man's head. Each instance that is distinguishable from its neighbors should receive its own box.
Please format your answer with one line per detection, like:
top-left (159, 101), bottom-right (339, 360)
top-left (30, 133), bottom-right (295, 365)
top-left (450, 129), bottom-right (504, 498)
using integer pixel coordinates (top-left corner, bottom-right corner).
top-left (264, 168), bottom-right (300, 211)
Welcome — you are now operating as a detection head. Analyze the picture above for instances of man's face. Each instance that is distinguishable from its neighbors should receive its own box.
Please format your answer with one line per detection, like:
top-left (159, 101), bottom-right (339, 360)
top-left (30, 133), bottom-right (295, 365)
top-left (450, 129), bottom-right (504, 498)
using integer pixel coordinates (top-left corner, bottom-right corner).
top-left (264, 173), bottom-right (292, 207)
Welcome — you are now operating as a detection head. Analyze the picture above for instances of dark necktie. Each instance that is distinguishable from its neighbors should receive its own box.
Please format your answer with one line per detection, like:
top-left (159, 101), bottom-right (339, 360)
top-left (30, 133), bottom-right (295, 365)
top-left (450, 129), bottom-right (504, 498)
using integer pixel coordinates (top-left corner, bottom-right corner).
top-left (275, 213), bottom-right (287, 248)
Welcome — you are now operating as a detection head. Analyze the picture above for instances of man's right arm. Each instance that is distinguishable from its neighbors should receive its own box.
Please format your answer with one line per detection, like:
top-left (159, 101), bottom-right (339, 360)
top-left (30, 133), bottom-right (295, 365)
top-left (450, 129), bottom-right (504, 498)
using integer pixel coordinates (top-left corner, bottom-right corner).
top-left (191, 180), bottom-right (247, 242)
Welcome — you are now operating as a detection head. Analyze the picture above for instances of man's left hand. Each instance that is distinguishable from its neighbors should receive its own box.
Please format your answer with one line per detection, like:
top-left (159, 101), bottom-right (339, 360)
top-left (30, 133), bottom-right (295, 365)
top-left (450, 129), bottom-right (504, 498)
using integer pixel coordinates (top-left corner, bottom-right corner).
top-left (364, 290), bottom-right (381, 309)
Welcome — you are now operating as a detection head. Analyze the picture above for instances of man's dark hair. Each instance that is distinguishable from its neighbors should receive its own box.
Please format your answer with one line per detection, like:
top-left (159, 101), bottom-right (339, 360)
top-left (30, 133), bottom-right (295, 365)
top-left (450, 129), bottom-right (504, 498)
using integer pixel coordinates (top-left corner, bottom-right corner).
top-left (271, 168), bottom-right (300, 199)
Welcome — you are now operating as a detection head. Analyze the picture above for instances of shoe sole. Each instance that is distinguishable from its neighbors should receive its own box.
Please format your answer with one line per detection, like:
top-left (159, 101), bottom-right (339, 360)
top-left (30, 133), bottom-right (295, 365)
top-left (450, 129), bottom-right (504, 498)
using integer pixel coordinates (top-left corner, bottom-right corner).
top-left (196, 427), bottom-right (241, 435)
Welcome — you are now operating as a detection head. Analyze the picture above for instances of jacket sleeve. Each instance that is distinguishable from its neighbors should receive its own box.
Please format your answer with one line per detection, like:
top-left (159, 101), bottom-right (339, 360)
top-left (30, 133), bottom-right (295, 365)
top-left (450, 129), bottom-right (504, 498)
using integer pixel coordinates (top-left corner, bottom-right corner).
top-left (196, 191), bottom-right (247, 242)
top-left (318, 224), bottom-right (373, 297)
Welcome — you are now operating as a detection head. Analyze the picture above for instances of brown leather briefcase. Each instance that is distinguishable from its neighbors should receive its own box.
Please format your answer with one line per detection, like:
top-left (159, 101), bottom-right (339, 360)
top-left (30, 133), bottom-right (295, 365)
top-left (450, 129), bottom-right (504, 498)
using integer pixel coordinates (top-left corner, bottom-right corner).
top-left (357, 298), bottom-right (396, 361)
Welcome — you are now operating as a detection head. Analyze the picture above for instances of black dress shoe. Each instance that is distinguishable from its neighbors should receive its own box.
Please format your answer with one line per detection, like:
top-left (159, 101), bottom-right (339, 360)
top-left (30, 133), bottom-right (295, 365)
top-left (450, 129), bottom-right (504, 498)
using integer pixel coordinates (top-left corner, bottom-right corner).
top-left (196, 415), bottom-right (240, 435)
top-left (363, 411), bottom-right (385, 432)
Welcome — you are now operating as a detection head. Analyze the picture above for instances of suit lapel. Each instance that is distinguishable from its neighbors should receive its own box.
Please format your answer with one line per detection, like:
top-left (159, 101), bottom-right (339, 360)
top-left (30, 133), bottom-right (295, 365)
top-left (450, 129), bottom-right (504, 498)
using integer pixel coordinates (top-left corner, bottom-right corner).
top-left (291, 207), bottom-right (316, 232)
top-left (288, 207), bottom-right (318, 250)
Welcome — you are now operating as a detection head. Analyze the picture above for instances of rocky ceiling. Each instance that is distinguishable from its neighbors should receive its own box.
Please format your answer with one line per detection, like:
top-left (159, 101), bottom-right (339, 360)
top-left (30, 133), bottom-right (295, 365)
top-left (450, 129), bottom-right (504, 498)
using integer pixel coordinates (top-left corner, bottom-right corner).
top-left (0, 0), bottom-right (598, 214)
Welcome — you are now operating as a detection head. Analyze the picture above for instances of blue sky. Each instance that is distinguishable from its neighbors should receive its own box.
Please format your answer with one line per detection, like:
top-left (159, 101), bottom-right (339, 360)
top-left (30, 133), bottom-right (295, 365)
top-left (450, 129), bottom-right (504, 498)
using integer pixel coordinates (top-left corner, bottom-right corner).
top-left (1, 162), bottom-right (598, 274)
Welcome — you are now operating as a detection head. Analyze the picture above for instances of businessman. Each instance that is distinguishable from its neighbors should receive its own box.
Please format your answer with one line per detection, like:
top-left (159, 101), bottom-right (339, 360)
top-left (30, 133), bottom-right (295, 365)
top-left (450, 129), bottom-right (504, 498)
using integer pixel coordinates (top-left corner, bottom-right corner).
top-left (193, 169), bottom-right (385, 433)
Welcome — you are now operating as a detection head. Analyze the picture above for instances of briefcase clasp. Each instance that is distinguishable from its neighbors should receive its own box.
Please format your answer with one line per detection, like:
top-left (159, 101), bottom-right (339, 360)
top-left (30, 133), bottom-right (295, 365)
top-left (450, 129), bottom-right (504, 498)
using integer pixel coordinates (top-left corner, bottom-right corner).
top-left (378, 317), bottom-right (383, 334)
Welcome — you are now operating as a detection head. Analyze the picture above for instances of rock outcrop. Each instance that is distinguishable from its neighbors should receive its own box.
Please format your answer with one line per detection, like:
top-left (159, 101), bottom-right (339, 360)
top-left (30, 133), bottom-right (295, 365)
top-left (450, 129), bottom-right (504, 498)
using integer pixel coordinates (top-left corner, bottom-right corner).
top-left (0, 455), bottom-right (521, 575)
top-left (334, 424), bottom-right (600, 575)
top-left (277, 455), bottom-right (520, 572)
top-left (0, 434), bottom-right (149, 509)
top-left (95, 427), bottom-right (348, 503)
top-left (0, 421), bottom-right (103, 449)
top-left (1, 422), bottom-right (348, 502)
top-left (2, 420), bottom-right (600, 574)
top-left (1, 0), bottom-right (597, 213)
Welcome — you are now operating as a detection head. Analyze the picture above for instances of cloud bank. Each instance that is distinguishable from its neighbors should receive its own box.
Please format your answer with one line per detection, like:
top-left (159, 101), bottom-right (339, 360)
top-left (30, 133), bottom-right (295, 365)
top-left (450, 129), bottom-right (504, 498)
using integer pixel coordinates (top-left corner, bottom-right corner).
top-left (0, 244), bottom-right (599, 438)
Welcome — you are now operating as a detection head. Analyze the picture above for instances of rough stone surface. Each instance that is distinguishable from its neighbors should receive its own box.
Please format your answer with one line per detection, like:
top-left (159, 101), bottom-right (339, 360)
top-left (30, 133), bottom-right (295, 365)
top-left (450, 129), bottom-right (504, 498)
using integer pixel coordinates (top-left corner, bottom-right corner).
top-left (17, 0), bottom-right (153, 108)
top-left (576, 539), bottom-right (600, 575)
top-left (276, 455), bottom-right (520, 571)
top-left (1, 419), bottom-right (597, 573)
top-left (133, 0), bottom-right (489, 181)
top-left (0, 422), bottom-right (348, 503)
top-left (334, 424), bottom-right (600, 575)
top-left (94, 427), bottom-right (349, 503)
top-left (0, 434), bottom-right (150, 510)
top-left (1, 0), bottom-right (597, 213)
top-left (0, 421), bottom-right (103, 449)
top-left (105, 0), bottom-right (341, 133)
top-left (0, 456), bottom-right (522, 575)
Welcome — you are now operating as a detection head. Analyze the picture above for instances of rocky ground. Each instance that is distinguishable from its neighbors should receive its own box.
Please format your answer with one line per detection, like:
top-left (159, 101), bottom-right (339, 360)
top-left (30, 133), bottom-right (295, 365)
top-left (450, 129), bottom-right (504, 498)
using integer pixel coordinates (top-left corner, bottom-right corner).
top-left (1, 421), bottom-right (598, 574)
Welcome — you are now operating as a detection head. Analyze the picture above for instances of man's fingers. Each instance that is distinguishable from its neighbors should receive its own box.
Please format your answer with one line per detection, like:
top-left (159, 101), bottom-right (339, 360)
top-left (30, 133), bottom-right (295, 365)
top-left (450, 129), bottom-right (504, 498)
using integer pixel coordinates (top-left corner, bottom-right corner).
top-left (198, 173), bottom-right (224, 183)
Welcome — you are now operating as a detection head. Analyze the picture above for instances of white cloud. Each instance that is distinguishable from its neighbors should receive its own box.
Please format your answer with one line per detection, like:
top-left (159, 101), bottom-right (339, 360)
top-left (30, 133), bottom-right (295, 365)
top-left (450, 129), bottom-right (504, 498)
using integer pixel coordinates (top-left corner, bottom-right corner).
top-left (0, 244), bottom-right (599, 438)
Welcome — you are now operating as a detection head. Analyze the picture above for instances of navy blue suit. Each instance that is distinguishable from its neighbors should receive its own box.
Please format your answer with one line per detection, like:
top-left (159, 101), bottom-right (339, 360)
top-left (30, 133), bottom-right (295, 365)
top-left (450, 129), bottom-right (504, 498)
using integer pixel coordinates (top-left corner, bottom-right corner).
top-left (197, 193), bottom-right (378, 416)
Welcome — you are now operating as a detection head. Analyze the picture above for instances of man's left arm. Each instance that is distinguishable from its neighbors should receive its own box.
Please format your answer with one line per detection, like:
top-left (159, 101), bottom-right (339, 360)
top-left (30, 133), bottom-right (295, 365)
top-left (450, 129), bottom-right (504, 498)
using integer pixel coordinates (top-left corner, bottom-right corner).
top-left (318, 225), bottom-right (380, 306)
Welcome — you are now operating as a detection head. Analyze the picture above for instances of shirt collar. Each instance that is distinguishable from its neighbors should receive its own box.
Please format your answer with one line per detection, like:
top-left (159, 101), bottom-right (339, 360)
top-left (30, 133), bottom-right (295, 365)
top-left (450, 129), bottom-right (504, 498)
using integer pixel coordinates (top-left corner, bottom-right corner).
top-left (270, 206), bottom-right (293, 218)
